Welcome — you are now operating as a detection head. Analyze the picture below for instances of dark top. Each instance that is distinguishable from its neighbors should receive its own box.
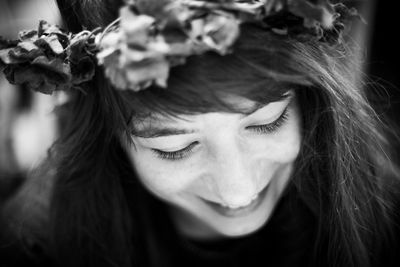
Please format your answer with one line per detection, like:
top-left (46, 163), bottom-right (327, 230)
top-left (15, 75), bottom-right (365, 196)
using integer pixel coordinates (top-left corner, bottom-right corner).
top-left (1, 179), bottom-right (399, 267)
top-left (147, 185), bottom-right (319, 267)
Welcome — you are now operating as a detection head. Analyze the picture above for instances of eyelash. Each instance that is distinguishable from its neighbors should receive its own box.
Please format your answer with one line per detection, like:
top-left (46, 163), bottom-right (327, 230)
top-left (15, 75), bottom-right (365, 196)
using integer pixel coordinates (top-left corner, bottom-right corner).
top-left (245, 108), bottom-right (289, 134)
top-left (152, 108), bottom-right (290, 161)
top-left (152, 142), bottom-right (199, 161)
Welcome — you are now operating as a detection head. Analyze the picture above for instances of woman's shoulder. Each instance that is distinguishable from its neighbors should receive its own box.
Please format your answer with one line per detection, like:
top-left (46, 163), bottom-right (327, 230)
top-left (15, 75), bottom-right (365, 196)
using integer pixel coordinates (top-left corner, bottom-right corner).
top-left (0, 163), bottom-right (55, 266)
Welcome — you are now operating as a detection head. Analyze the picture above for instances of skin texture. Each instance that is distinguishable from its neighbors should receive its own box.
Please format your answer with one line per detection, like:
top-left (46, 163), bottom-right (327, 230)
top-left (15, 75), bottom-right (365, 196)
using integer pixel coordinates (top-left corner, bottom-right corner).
top-left (125, 91), bottom-right (302, 239)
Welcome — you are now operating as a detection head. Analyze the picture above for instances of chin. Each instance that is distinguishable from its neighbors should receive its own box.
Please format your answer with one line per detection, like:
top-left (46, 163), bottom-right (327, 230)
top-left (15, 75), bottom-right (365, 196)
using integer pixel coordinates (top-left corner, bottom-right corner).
top-left (215, 218), bottom-right (268, 237)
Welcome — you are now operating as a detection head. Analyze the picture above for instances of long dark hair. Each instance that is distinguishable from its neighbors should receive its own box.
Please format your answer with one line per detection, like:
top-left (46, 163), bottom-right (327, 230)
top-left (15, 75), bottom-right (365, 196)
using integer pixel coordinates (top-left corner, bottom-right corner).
top-left (49, 1), bottom-right (400, 266)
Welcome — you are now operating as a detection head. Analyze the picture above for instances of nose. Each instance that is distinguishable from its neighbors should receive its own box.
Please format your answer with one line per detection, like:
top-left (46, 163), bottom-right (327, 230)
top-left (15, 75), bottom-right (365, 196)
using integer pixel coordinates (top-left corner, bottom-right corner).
top-left (209, 139), bottom-right (258, 208)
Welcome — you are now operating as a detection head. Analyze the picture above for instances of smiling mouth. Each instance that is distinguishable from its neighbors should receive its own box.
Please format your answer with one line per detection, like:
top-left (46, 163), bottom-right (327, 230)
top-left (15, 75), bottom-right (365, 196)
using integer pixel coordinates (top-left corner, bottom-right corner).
top-left (200, 184), bottom-right (270, 218)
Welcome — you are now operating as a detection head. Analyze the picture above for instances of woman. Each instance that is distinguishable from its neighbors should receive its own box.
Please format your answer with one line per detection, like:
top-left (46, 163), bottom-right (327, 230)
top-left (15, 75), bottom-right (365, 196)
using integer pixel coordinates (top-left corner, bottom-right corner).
top-left (1, 0), bottom-right (399, 267)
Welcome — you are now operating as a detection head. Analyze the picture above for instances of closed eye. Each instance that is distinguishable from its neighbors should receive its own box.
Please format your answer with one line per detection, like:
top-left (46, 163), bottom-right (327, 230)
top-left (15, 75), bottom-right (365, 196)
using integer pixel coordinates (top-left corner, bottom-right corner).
top-left (150, 108), bottom-right (289, 161)
top-left (246, 108), bottom-right (289, 134)
top-left (151, 141), bottom-right (199, 161)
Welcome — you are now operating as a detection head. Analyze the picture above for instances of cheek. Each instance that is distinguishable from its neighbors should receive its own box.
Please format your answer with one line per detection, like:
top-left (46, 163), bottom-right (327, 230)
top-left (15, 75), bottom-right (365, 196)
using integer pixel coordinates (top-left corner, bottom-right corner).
top-left (273, 103), bottom-right (302, 162)
top-left (271, 129), bottom-right (301, 162)
top-left (252, 115), bottom-right (302, 164)
top-left (128, 147), bottom-right (194, 197)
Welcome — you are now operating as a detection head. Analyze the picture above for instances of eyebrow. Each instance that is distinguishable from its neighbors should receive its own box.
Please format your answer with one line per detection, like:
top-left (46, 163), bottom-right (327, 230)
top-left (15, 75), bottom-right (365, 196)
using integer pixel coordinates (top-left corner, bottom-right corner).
top-left (131, 126), bottom-right (197, 138)
top-left (132, 94), bottom-right (291, 138)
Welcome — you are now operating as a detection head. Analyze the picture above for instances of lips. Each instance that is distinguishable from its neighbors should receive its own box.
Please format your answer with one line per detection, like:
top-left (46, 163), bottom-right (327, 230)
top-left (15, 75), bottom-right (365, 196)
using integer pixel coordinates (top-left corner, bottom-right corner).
top-left (200, 184), bottom-right (270, 218)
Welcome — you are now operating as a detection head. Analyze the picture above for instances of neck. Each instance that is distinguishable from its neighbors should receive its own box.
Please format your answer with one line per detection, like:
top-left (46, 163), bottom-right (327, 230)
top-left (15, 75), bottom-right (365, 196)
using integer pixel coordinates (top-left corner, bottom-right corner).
top-left (168, 205), bottom-right (226, 241)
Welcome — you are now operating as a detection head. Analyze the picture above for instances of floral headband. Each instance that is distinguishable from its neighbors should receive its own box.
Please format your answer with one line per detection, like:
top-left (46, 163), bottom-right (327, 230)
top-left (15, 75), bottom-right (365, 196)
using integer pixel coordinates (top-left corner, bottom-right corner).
top-left (0, 0), bottom-right (358, 95)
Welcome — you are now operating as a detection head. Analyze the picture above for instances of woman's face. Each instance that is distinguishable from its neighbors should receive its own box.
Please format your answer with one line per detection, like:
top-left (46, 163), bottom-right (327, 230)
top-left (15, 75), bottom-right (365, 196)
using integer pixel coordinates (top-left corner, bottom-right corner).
top-left (126, 91), bottom-right (302, 239)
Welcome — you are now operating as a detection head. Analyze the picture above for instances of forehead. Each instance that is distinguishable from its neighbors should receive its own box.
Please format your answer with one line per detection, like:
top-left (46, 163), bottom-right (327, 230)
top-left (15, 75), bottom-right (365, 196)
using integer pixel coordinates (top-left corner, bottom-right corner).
top-left (127, 85), bottom-right (292, 116)
top-left (130, 92), bottom-right (292, 137)
top-left (121, 64), bottom-right (298, 118)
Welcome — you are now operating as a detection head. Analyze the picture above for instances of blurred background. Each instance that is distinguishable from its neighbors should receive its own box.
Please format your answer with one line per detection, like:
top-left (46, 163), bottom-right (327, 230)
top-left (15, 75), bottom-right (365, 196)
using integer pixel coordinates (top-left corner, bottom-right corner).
top-left (0, 0), bottom-right (60, 203)
top-left (0, 0), bottom-right (398, 202)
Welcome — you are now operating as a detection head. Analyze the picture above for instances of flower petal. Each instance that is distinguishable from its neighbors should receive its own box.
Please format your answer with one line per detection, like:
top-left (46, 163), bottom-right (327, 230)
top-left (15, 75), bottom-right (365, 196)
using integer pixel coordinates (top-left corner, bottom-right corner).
top-left (201, 12), bottom-right (240, 54)
top-left (120, 7), bottom-right (155, 47)
top-left (8, 42), bottom-right (43, 63)
top-left (0, 37), bottom-right (19, 49)
top-left (0, 48), bottom-right (15, 65)
top-left (71, 56), bottom-right (96, 84)
top-left (31, 56), bottom-right (71, 80)
top-left (19, 30), bottom-right (38, 42)
top-left (288, 0), bottom-right (335, 29)
top-left (125, 58), bottom-right (169, 91)
top-left (34, 35), bottom-right (65, 55)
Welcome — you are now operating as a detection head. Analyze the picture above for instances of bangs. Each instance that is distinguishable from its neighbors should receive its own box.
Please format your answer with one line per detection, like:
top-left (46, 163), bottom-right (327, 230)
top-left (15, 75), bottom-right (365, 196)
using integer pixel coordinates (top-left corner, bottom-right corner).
top-left (119, 24), bottom-right (312, 119)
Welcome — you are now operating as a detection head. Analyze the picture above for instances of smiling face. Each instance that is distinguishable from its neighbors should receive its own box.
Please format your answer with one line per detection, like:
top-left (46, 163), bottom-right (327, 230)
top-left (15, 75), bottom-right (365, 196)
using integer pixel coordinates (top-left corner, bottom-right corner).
top-left (125, 90), bottom-right (302, 239)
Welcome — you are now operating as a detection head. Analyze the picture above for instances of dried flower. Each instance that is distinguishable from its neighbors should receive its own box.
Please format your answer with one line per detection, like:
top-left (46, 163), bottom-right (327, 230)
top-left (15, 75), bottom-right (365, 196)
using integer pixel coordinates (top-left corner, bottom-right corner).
top-left (0, 22), bottom-right (72, 94)
top-left (0, 20), bottom-right (100, 94)
top-left (97, 7), bottom-right (171, 91)
top-left (0, 0), bottom-right (358, 94)
top-left (4, 56), bottom-right (71, 94)
top-left (190, 11), bottom-right (240, 55)
top-left (68, 34), bottom-right (97, 85)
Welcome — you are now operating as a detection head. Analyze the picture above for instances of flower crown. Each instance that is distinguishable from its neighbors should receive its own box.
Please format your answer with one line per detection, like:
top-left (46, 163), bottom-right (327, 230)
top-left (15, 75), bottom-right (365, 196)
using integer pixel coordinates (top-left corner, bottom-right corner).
top-left (0, 0), bottom-right (358, 94)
